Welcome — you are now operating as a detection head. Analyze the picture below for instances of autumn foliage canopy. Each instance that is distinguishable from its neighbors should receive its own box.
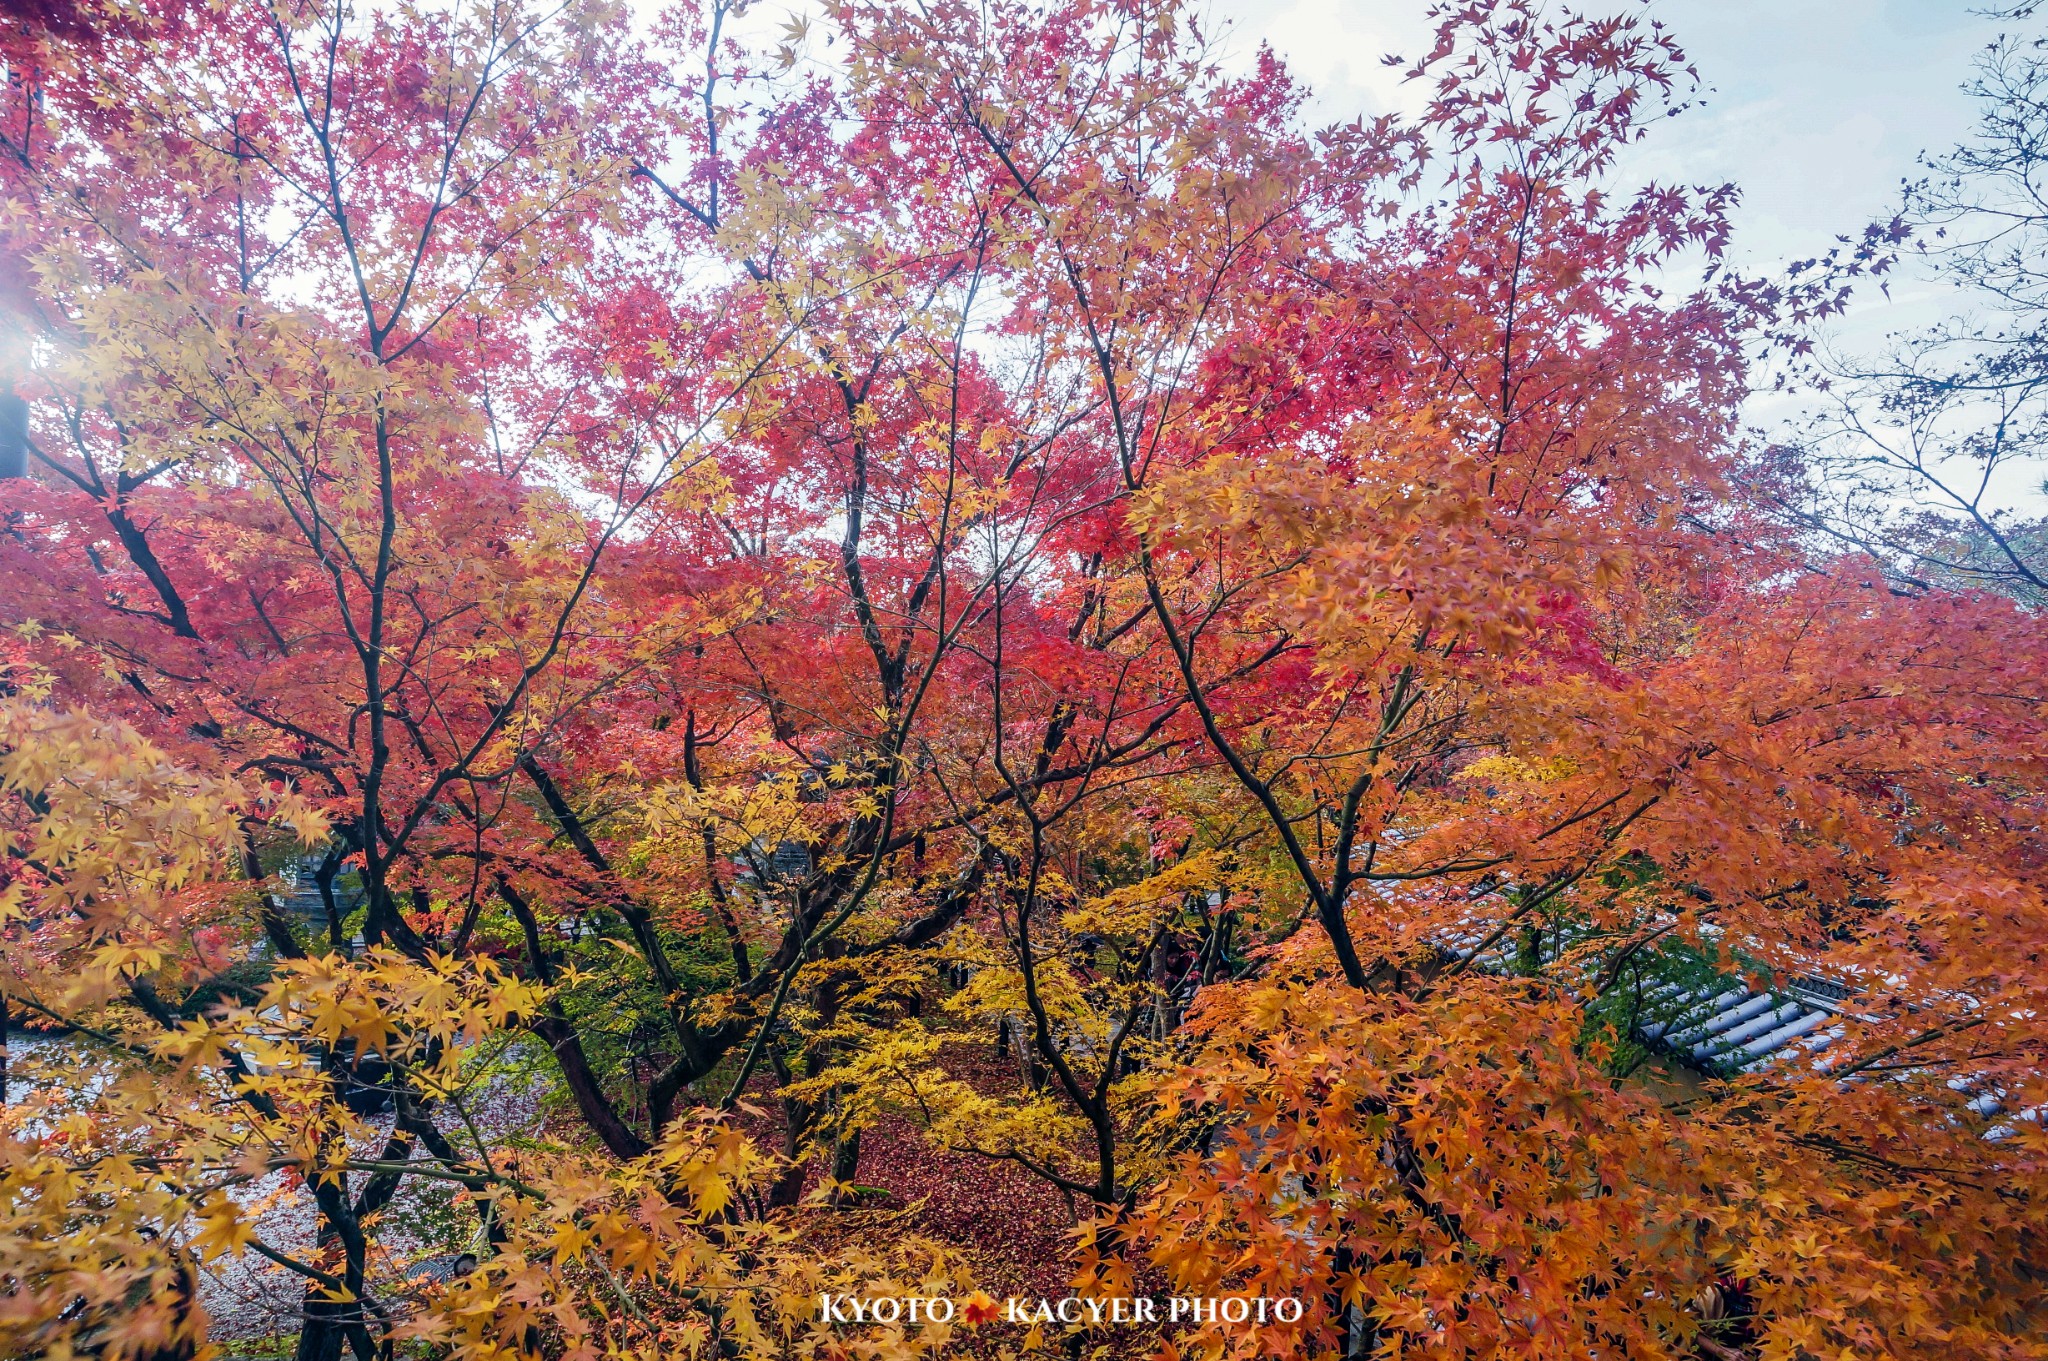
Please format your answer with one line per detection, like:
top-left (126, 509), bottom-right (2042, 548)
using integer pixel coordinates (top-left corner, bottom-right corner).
top-left (0, 0), bottom-right (2043, 1358)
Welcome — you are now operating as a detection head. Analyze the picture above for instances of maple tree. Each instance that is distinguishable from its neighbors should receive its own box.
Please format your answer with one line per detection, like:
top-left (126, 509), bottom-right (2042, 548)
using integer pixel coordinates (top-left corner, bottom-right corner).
top-left (1, 0), bottom-right (2044, 1358)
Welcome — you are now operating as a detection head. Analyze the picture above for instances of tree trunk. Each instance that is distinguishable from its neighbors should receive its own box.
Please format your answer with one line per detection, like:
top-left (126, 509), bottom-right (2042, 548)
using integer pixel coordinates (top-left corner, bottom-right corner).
top-left (768, 1086), bottom-right (814, 1208)
top-left (828, 1127), bottom-right (862, 1206)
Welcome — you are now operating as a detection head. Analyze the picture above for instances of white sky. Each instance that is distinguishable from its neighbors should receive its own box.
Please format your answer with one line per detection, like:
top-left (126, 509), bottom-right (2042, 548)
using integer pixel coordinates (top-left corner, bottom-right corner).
top-left (1214, 0), bottom-right (2029, 490)
top-left (1224, 0), bottom-right (2007, 342)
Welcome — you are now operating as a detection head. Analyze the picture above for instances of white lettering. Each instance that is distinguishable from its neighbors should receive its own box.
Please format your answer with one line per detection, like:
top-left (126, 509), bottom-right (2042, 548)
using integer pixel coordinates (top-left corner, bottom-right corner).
top-left (871, 1297), bottom-right (900, 1324)
top-left (1275, 1298), bottom-right (1303, 1323)
top-left (1135, 1297), bottom-right (1157, 1323)
top-left (1112, 1297), bottom-right (1129, 1324)
top-left (1005, 1297), bottom-right (1027, 1323)
top-left (1222, 1297), bottom-right (1248, 1324)
top-left (1169, 1297), bottom-right (1190, 1322)
top-left (1056, 1298), bottom-right (1082, 1324)
top-left (819, 1294), bottom-right (848, 1324)
top-left (926, 1298), bottom-right (954, 1324)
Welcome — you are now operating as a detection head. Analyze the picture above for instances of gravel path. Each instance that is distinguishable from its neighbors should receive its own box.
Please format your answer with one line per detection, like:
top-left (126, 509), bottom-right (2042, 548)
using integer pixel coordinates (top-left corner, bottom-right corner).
top-left (199, 1071), bottom-right (547, 1342)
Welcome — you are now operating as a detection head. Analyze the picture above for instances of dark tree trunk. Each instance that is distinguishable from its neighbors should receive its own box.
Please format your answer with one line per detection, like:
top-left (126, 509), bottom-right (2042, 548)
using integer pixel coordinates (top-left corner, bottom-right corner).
top-left (768, 1086), bottom-right (814, 1208)
top-left (828, 1126), bottom-right (862, 1205)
